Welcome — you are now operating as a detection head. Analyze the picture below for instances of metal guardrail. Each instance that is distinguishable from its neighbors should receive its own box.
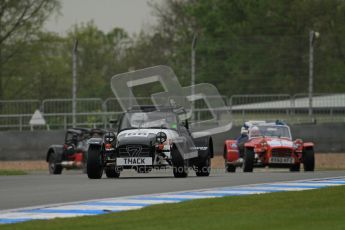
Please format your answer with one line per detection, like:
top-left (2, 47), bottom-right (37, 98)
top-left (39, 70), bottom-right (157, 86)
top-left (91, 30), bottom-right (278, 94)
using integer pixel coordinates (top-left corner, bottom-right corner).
top-left (0, 94), bottom-right (344, 131)
top-left (0, 112), bottom-right (122, 131)
top-left (0, 100), bottom-right (41, 115)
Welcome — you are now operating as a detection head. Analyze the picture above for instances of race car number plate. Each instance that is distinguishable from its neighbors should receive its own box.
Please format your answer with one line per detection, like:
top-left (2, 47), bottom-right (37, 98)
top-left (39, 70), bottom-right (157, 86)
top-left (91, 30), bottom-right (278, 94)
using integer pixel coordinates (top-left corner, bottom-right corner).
top-left (269, 157), bottom-right (294, 164)
top-left (117, 157), bottom-right (152, 166)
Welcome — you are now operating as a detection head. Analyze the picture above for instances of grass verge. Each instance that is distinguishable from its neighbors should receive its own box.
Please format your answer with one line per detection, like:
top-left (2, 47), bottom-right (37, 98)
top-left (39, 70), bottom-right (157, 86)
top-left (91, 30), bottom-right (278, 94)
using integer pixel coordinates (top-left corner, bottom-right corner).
top-left (0, 170), bottom-right (28, 176)
top-left (3, 185), bottom-right (345, 230)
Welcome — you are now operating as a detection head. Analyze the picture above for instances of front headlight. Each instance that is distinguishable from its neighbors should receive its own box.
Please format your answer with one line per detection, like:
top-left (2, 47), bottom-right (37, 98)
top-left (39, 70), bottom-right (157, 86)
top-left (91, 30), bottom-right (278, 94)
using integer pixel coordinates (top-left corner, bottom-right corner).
top-left (230, 143), bottom-right (237, 149)
top-left (104, 132), bottom-right (116, 143)
top-left (293, 139), bottom-right (303, 149)
top-left (261, 141), bottom-right (268, 148)
top-left (156, 132), bottom-right (167, 144)
top-left (293, 143), bottom-right (301, 149)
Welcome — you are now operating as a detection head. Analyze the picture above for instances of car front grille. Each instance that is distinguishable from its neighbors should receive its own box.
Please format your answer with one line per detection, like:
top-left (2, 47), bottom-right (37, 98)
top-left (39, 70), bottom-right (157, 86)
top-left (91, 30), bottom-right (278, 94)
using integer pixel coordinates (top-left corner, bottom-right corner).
top-left (118, 145), bottom-right (152, 157)
top-left (271, 148), bottom-right (293, 157)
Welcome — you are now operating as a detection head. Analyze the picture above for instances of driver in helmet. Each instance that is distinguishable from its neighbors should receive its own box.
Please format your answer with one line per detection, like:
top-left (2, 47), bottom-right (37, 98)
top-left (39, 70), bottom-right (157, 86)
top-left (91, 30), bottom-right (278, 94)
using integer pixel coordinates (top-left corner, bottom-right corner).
top-left (250, 126), bottom-right (261, 138)
top-left (130, 112), bottom-right (148, 128)
top-left (236, 127), bottom-right (249, 158)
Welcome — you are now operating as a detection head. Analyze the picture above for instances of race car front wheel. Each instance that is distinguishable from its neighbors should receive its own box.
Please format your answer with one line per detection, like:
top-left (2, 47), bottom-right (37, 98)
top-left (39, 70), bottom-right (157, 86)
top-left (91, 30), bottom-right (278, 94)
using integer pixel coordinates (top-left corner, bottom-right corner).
top-left (171, 146), bottom-right (189, 178)
top-left (303, 148), bottom-right (315, 171)
top-left (195, 156), bottom-right (211, 176)
top-left (173, 161), bottom-right (189, 178)
top-left (87, 145), bottom-right (103, 179)
top-left (290, 163), bottom-right (301, 172)
top-left (226, 164), bottom-right (236, 173)
top-left (243, 148), bottom-right (254, 172)
top-left (48, 152), bottom-right (62, 175)
top-left (105, 166), bottom-right (120, 178)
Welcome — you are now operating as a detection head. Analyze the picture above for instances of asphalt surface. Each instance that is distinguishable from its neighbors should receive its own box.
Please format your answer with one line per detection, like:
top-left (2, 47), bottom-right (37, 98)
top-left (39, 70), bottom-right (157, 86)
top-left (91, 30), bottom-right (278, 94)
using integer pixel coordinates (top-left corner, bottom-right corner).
top-left (1, 169), bottom-right (345, 211)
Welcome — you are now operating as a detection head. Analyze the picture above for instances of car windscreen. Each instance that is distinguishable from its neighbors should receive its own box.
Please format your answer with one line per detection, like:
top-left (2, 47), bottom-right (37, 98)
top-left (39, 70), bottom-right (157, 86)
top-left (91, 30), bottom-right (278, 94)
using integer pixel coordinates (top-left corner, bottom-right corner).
top-left (65, 132), bottom-right (78, 144)
top-left (249, 125), bottom-right (291, 139)
top-left (119, 111), bottom-right (178, 131)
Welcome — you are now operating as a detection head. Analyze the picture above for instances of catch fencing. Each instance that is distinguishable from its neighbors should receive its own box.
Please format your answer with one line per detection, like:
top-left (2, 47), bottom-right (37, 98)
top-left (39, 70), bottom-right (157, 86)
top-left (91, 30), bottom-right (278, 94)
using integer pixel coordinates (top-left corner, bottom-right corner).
top-left (0, 94), bottom-right (344, 131)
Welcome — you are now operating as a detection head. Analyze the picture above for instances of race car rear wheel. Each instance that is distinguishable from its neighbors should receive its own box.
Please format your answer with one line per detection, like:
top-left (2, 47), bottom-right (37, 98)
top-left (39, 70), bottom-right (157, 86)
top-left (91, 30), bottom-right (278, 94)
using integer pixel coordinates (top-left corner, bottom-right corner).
top-left (226, 164), bottom-right (236, 173)
top-left (303, 148), bottom-right (315, 171)
top-left (48, 152), bottom-right (62, 175)
top-left (105, 166), bottom-right (120, 178)
top-left (195, 156), bottom-right (211, 177)
top-left (243, 148), bottom-right (254, 172)
top-left (87, 145), bottom-right (103, 179)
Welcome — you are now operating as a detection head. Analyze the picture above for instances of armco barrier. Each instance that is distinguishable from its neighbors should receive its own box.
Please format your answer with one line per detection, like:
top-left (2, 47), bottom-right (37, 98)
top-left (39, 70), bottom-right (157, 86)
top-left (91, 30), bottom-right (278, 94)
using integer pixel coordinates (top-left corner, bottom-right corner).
top-left (0, 123), bottom-right (344, 161)
top-left (0, 130), bottom-right (65, 160)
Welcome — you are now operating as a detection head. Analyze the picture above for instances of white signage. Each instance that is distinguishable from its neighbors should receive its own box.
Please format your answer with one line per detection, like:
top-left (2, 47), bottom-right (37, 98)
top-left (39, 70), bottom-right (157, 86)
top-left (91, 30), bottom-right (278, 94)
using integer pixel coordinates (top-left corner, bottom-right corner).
top-left (29, 110), bottom-right (46, 126)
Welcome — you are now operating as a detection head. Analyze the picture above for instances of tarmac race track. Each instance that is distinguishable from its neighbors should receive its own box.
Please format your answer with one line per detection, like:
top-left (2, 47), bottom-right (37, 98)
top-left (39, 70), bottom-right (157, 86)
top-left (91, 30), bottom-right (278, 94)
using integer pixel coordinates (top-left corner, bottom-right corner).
top-left (1, 169), bottom-right (345, 211)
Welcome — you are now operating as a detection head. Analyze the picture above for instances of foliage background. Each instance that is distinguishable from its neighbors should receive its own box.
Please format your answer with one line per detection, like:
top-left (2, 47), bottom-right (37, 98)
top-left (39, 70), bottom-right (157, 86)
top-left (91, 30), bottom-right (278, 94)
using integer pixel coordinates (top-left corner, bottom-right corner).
top-left (1, 0), bottom-right (344, 100)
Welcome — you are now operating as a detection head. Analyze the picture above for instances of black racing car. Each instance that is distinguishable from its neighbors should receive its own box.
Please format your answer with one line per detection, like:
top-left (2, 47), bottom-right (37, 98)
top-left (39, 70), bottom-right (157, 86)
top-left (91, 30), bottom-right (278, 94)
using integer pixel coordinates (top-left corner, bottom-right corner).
top-left (46, 128), bottom-right (105, 174)
top-left (87, 105), bottom-right (214, 179)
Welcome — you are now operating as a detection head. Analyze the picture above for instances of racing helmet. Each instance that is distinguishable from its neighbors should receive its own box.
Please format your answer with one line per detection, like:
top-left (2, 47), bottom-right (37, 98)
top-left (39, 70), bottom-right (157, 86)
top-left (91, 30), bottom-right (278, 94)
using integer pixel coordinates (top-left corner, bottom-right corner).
top-left (129, 112), bottom-right (148, 127)
top-left (250, 126), bottom-right (260, 137)
top-left (72, 133), bottom-right (78, 144)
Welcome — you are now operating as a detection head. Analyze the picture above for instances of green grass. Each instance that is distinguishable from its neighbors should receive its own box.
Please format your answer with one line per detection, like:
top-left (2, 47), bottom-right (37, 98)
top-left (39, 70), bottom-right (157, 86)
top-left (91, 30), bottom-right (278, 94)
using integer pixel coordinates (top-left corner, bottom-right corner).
top-left (0, 170), bottom-right (27, 176)
top-left (3, 185), bottom-right (345, 230)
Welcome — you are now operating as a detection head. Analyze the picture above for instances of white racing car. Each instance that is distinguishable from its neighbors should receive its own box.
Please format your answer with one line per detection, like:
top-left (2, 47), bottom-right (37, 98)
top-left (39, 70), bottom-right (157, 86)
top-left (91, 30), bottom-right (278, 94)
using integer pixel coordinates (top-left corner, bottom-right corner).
top-left (87, 105), bottom-right (214, 179)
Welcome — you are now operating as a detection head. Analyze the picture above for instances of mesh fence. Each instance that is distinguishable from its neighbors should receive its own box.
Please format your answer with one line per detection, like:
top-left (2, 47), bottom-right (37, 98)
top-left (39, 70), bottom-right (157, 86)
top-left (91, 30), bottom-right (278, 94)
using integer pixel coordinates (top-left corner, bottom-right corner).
top-left (0, 94), bottom-right (344, 130)
top-left (0, 100), bottom-right (41, 131)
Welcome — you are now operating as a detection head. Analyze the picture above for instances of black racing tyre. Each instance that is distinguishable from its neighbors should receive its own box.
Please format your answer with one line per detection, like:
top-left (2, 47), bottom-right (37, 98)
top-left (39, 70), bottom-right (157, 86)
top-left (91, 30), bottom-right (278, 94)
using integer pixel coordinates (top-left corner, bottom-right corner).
top-left (195, 156), bottom-right (211, 177)
top-left (303, 148), bottom-right (315, 171)
top-left (105, 167), bottom-right (120, 178)
top-left (223, 145), bottom-right (227, 159)
top-left (290, 163), bottom-right (300, 172)
top-left (173, 161), bottom-right (189, 178)
top-left (87, 145), bottom-right (103, 179)
top-left (243, 148), bottom-right (254, 172)
top-left (171, 145), bottom-right (188, 178)
top-left (226, 164), bottom-right (236, 173)
top-left (48, 152), bottom-right (62, 175)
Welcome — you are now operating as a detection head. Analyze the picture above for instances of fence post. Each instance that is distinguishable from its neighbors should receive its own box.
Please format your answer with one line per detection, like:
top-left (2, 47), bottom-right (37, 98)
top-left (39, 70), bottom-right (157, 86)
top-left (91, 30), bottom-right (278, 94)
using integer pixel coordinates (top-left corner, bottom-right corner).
top-left (242, 109), bottom-right (245, 123)
top-left (102, 101), bottom-right (107, 129)
top-left (19, 116), bottom-right (22, 131)
top-left (64, 115), bottom-right (67, 130)
top-left (228, 96), bottom-right (233, 116)
top-left (290, 95), bottom-right (295, 117)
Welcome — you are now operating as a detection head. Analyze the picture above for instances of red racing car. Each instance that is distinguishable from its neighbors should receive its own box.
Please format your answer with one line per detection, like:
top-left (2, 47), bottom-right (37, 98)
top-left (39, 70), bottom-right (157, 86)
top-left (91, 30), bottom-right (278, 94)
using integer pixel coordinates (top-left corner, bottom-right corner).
top-left (224, 121), bottom-right (315, 172)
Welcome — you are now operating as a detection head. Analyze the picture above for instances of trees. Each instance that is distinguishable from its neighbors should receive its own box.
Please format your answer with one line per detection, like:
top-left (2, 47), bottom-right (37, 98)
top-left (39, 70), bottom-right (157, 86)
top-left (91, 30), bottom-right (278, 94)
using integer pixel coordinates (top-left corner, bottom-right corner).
top-left (148, 0), bottom-right (345, 96)
top-left (66, 22), bottom-right (130, 99)
top-left (2, 32), bottom-right (69, 99)
top-left (0, 0), bottom-right (60, 100)
top-left (1, 0), bottom-right (344, 100)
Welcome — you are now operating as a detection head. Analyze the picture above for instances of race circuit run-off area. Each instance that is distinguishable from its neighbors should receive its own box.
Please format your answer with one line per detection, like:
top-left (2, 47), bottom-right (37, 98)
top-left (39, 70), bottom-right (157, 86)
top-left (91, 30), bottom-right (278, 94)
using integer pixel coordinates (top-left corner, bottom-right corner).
top-left (1, 176), bottom-right (345, 225)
